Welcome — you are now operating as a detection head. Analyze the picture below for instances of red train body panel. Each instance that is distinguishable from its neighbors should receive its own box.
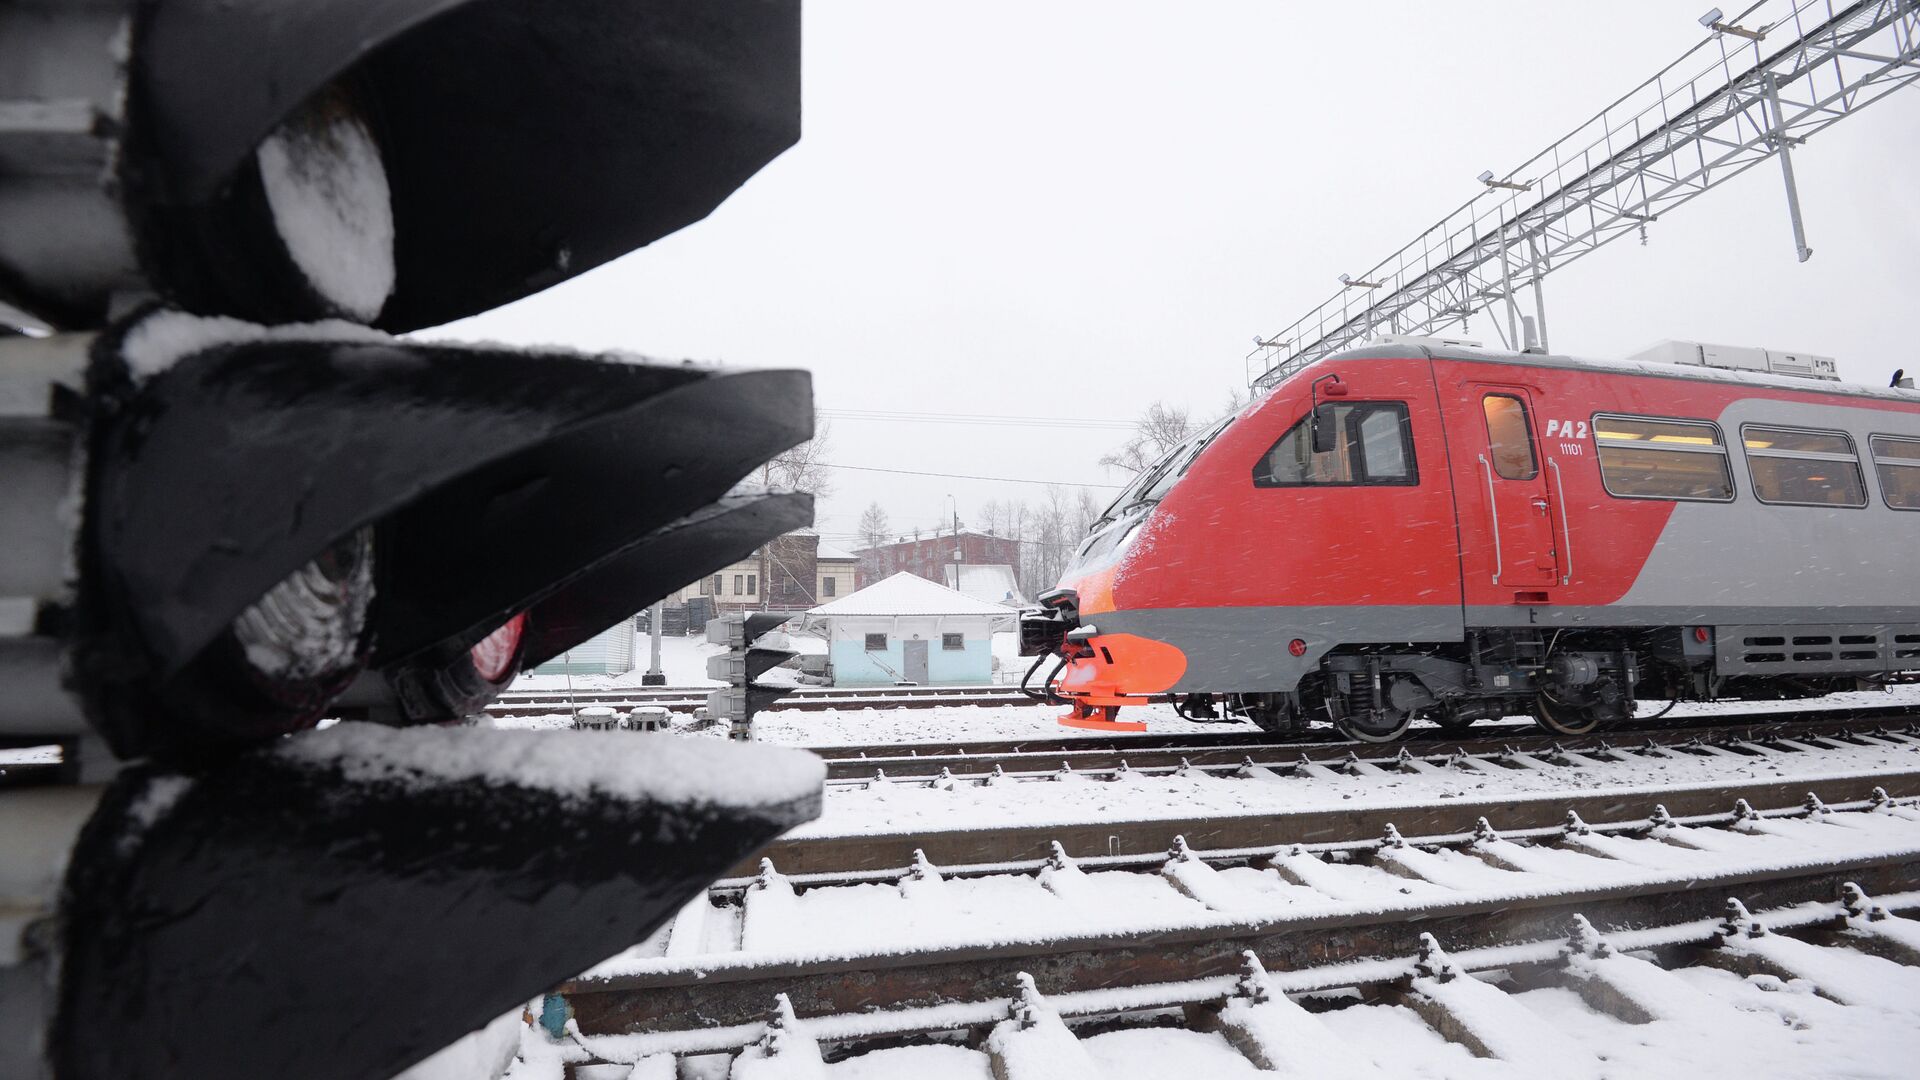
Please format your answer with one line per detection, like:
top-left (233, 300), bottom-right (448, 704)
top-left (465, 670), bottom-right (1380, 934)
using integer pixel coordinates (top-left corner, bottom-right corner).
top-left (1025, 342), bottom-right (1920, 739)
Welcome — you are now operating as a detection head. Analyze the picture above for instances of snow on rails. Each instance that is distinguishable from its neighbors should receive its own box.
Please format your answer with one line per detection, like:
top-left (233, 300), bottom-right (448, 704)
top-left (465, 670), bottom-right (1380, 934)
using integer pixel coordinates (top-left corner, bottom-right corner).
top-left (543, 795), bottom-right (1920, 1078)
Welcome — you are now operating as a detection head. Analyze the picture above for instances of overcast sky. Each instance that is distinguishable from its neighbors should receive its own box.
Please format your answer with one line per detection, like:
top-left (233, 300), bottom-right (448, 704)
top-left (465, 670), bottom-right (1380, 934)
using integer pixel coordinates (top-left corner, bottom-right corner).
top-left (432, 0), bottom-right (1920, 550)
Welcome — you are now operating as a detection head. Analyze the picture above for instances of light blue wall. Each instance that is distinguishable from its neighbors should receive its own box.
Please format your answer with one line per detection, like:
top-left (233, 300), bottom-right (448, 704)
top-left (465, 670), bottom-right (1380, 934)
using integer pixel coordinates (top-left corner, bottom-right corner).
top-left (829, 638), bottom-right (992, 687)
top-left (530, 622), bottom-right (634, 676)
top-left (929, 640), bottom-right (990, 683)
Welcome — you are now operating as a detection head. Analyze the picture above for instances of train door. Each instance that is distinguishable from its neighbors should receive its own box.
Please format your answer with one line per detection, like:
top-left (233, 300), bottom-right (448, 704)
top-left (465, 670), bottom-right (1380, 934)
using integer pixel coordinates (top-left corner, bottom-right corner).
top-left (1472, 389), bottom-right (1560, 591)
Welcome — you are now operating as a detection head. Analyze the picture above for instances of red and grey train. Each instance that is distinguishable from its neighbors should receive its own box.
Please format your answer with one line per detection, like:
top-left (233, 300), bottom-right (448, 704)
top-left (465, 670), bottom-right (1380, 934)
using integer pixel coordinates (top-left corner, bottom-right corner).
top-left (1021, 339), bottom-right (1920, 741)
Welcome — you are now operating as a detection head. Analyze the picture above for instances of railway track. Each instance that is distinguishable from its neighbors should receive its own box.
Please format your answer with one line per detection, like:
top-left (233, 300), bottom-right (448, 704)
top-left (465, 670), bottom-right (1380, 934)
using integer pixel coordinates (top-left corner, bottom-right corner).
top-left (807, 701), bottom-right (1920, 780)
top-left (742, 717), bottom-right (1920, 879)
top-left (486, 683), bottom-right (1043, 717)
top-left (551, 790), bottom-right (1920, 1077)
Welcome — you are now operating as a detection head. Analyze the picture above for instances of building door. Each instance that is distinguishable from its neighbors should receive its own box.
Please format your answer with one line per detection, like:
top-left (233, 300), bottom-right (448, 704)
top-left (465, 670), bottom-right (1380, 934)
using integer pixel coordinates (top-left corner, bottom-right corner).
top-left (1473, 389), bottom-right (1560, 589)
top-left (903, 639), bottom-right (929, 685)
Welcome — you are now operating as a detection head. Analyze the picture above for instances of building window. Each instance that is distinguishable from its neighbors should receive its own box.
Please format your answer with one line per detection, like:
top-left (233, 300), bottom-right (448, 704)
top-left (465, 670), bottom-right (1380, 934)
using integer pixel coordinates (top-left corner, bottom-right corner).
top-left (1481, 395), bottom-right (1538, 480)
top-left (863, 633), bottom-right (887, 652)
top-left (1872, 435), bottom-right (1920, 510)
top-left (1253, 402), bottom-right (1416, 487)
top-left (1742, 425), bottom-right (1866, 507)
top-left (823, 577), bottom-right (837, 597)
top-left (942, 632), bottom-right (964, 651)
top-left (747, 574), bottom-right (757, 595)
top-left (711, 574), bottom-right (722, 595)
top-left (1593, 414), bottom-right (1734, 502)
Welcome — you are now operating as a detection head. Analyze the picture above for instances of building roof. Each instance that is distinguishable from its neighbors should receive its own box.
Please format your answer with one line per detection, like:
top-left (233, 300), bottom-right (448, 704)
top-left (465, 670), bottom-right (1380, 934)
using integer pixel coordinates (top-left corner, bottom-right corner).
top-left (808, 571), bottom-right (1014, 617)
top-left (854, 529), bottom-right (1017, 553)
top-left (816, 542), bottom-right (858, 561)
top-left (942, 563), bottom-right (1027, 606)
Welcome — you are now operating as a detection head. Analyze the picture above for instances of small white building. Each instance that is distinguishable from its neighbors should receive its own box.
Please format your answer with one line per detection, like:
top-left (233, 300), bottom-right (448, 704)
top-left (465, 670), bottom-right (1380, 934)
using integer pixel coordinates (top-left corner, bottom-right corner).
top-left (941, 563), bottom-right (1027, 608)
top-left (530, 619), bottom-right (636, 676)
top-left (807, 572), bottom-right (1011, 687)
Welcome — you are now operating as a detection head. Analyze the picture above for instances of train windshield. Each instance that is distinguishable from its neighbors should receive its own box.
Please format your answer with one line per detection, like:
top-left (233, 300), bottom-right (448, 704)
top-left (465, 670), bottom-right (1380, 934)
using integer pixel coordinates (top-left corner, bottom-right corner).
top-left (1093, 416), bottom-right (1234, 527)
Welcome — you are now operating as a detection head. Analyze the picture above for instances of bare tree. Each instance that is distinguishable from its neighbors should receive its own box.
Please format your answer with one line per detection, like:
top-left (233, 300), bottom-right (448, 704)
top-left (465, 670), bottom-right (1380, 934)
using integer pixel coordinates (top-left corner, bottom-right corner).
top-left (856, 501), bottom-right (891, 550)
top-left (761, 414), bottom-right (834, 497)
top-left (1098, 401), bottom-right (1193, 477)
top-left (1216, 386), bottom-right (1249, 422)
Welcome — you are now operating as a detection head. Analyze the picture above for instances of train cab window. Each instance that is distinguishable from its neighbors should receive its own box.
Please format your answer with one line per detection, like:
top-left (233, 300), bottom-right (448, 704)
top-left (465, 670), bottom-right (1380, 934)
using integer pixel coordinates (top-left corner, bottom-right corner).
top-left (1592, 414), bottom-right (1734, 501)
top-left (1253, 402), bottom-right (1416, 487)
top-left (1872, 435), bottom-right (1920, 510)
top-left (1480, 395), bottom-right (1538, 480)
top-left (1742, 425), bottom-right (1867, 508)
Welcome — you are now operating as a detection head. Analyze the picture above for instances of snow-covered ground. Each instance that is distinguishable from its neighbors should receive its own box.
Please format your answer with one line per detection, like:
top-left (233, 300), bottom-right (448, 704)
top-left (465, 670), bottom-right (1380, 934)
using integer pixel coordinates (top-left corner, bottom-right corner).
top-left (595, 803), bottom-right (1920, 973)
top-left (486, 686), bottom-right (1920, 841)
top-left (786, 714), bottom-right (1920, 839)
top-left (545, 805), bottom-right (1920, 1080)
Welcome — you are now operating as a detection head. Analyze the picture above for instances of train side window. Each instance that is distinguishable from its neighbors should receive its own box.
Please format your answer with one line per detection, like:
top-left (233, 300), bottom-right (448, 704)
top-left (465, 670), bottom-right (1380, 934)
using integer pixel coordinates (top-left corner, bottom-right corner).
top-left (1872, 435), bottom-right (1920, 510)
top-left (1742, 425), bottom-right (1867, 508)
top-left (1592, 414), bottom-right (1735, 501)
top-left (1481, 395), bottom-right (1538, 480)
top-left (1252, 402), bottom-right (1416, 487)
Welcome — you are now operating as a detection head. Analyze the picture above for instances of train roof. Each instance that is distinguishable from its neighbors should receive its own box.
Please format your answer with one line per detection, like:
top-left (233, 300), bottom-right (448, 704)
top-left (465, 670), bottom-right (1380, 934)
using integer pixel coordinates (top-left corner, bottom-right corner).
top-left (1317, 341), bottom-right (1920, 407)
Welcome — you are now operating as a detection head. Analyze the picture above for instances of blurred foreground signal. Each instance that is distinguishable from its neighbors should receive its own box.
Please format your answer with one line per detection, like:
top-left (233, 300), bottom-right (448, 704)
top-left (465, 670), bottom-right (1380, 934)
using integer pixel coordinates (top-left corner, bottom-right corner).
top-left (705, 612), bottom-right (802, 739)
top-left (0, 3), bottom-right (822, 1080)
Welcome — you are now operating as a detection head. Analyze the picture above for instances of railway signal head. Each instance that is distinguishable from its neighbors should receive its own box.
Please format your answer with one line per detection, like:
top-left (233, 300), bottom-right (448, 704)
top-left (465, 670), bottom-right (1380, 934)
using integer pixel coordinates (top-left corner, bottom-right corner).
top-left (1, 3), bottom-right (822, 1079)
top-left (9, 321), bottom-right (813, 757)
top-left (706, 612), bottom-right (802, 739)
top-left (0, 0), bottom-right (801, 332)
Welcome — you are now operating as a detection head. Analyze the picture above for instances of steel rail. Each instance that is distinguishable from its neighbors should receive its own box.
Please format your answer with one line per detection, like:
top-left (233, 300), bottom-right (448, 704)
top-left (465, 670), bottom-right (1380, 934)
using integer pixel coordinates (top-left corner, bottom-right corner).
top-left (726, 765), bottom-right (1920, 878)
top-left (565, 801), bottom-right (1920, 1040)
top-left (803, 700), bottom-right (1920, 770)
top-left (567, 882), bottom-right (1920, 1060)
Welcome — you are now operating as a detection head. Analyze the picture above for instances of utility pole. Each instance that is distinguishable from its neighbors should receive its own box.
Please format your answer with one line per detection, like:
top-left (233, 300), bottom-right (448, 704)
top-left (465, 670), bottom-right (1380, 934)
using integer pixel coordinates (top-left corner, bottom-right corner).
top-left (642, 600), bottom-right (665, 685)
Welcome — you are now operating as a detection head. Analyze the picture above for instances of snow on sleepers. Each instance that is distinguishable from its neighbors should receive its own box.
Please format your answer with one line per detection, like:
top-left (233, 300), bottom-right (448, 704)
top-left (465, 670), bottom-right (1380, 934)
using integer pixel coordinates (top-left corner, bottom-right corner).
top-left (564, 818), bottom-right (1920, 1039)
top-left (710, 787), bottom-right (1920, 903)
top-left (556, 896), bottom-right (1920, 1074)
top-left (762, 759), bottom-right (1920, 876)
top-left (1397, 934), bottom-right (1572, 1067)
top-left (1705, 896), bottom-right (1920, 1004)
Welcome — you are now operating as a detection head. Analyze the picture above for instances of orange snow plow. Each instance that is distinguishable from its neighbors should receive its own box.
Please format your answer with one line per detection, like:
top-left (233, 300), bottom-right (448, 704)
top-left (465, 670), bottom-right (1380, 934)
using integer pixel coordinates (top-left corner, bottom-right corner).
top-left (1051, 630), bottom-right (1187, 732)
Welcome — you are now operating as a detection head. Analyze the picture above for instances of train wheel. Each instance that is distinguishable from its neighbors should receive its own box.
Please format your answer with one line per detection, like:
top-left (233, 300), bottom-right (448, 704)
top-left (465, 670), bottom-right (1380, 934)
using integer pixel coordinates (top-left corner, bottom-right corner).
top-left (1335, 709), bottom-right (1412, 743)
top-left (1532, 692), bottom-right (1611, 736)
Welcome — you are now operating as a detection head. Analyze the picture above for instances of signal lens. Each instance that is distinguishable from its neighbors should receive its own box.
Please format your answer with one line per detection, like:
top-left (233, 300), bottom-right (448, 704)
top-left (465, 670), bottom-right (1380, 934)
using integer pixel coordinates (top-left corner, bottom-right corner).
top-left (1693, 626), bottom-right (1711, 643)
top-left (255, 85), bottom-right (396, 322)
top-left (469, 612), bottom-right (529, 683)
top-left (1288, 638), bottom-right (1308, 657)
top-left (231, 527), bottom-right (375, 692)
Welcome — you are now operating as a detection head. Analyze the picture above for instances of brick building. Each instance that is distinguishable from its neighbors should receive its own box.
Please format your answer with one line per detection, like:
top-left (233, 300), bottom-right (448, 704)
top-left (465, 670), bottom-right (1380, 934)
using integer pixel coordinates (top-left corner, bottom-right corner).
top-left (855, 531), bottom-right (1021, 591)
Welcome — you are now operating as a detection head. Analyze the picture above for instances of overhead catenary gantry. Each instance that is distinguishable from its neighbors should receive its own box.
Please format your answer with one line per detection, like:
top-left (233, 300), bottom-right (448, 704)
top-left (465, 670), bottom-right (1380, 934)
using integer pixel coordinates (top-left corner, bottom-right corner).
top-left (1247, 0), bottom-right (1920, 390)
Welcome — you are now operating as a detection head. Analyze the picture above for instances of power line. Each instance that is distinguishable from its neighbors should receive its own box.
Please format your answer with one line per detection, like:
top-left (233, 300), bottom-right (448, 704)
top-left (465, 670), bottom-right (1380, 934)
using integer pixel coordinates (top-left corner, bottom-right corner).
top-left (821, 462), bottom-right (1124, 488)
top-left (819, 408), bottom-right (1135, 431)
